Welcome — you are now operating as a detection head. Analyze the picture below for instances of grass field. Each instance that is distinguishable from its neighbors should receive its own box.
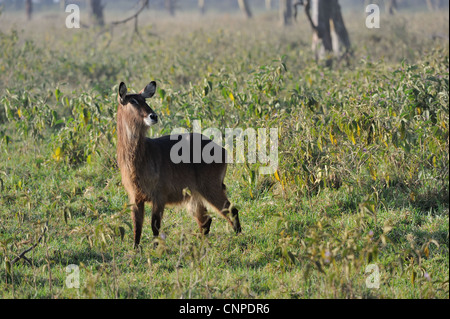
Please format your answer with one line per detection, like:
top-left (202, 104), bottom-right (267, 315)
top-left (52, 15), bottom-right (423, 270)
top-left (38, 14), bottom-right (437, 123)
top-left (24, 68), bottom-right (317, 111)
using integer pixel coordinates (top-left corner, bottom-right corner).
top-left (0, 7), bottom-right (449, 299)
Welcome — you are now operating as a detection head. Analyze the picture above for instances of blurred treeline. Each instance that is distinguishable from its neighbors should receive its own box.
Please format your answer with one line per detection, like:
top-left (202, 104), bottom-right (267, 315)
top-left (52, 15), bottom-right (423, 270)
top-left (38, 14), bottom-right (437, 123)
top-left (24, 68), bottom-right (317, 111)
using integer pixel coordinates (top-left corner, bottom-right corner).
top-left (1, 0), bottom-right (447, 14)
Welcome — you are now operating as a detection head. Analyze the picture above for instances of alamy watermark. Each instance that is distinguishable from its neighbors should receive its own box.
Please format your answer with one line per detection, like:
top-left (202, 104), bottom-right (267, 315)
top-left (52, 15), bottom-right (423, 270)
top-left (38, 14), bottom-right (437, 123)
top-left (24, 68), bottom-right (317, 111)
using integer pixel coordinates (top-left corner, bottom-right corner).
top-left (65, 264), bottom-right (80, 289)
top-left (65, 4), bottom-right (80, 29)
top-left (366, 4), bottom-right (380, 29)
top-left (169, 120), bottom-right (278, 175)
top-left (365, 263), bottom-right (380, 289)
top-left (63, 262), bottom-right (381, 290)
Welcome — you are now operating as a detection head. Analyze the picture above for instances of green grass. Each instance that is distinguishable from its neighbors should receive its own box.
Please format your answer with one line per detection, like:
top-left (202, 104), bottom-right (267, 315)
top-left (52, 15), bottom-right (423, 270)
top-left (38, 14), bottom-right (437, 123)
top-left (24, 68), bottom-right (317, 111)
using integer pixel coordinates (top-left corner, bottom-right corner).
top-left (0, 9), bottom-right (449, 298)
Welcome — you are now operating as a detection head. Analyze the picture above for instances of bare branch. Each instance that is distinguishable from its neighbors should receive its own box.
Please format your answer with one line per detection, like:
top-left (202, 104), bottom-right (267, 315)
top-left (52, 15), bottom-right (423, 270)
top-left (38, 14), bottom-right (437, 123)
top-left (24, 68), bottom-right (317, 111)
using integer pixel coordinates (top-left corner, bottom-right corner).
top-left (294, 0), bottom-right (317, 32)
top-left (110, 0), bottom-right (149, 26)
top-left (11, 222), bottom-right (48, 265)
top-left (91, 0), bottom-right (151, 47)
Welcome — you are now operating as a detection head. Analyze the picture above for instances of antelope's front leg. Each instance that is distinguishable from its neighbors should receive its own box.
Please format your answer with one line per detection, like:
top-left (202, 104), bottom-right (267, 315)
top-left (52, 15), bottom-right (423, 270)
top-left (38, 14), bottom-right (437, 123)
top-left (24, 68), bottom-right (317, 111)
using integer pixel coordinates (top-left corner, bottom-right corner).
top-left (131, 201), bottom-right (145, 248)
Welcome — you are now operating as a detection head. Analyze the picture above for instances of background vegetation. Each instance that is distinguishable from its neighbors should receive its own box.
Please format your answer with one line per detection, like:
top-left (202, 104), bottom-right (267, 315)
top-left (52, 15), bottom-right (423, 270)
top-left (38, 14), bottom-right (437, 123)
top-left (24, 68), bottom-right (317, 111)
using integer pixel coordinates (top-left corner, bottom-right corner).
top-left (0, 2), bottom-right (448, 298)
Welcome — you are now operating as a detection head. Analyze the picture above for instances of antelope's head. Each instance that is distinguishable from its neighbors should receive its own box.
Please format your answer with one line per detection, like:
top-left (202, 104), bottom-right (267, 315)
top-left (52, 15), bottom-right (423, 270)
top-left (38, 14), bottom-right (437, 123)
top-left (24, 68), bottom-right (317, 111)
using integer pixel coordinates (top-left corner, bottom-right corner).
top-left (118, 81), bottom-right (158, 129)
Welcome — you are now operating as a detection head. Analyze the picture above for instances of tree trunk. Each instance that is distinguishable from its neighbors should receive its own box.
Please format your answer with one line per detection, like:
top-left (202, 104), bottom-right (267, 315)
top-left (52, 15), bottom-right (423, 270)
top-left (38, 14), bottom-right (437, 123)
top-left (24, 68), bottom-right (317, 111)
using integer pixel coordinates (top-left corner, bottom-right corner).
top-left (165, 0), bottom-right (175, 16)
top-left (280, 0), bottom-right (293, 26)
top-left (311, 0), bottom-right (333, 59)
top-left (331, 1), bottom-right (351, 51)
top-left (425, 0), bottom-right (441, 11)
top-left (199, 0), bottom-right (206, 15)
top-left (309, 0), bottom-right (351, 67)
top-left (238, 0), bottom-right (252, 19)
top-left (266, 0), bottom-right (272, 10)
top-left (385, 0), bottom-right (397, 15)
top-left (88, 0), bottom-right (104, 26)
top-left (25, 0), bottom-right (32, 21)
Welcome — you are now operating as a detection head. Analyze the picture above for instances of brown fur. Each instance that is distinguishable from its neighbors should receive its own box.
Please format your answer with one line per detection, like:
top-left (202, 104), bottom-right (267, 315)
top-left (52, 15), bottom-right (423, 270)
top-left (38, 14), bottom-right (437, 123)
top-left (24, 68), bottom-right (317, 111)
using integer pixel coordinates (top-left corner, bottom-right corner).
top-left (116, 81), bottom-right (241, 247)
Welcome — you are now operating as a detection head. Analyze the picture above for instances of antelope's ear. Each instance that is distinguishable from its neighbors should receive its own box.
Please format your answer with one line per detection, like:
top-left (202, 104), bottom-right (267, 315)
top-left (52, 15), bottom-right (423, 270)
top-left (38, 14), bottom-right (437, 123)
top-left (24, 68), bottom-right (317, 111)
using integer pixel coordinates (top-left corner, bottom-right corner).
top-left (140, 81), bottom-right (157, 99)
top-left (118, 82), bottom-right (128, 103)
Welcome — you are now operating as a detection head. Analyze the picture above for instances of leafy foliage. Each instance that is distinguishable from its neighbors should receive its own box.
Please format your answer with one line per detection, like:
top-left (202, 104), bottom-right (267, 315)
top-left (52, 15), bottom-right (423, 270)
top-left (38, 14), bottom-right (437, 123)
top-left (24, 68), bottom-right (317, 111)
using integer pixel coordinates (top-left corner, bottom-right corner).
top-left (0, 10), bottom-right (448, 298)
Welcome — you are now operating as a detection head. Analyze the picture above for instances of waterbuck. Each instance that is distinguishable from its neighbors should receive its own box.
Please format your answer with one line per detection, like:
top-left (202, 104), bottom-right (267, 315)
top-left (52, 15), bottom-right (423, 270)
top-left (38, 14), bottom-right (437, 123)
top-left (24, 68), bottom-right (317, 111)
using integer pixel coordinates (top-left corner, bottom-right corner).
top-left (116, 81), bottom-right (241, 247)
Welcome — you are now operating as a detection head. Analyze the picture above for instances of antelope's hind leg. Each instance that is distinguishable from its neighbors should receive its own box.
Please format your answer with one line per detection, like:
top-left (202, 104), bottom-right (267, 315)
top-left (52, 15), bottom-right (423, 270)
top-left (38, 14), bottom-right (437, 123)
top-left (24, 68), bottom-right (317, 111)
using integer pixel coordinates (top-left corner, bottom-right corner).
top-left (151, 202), bottom-right (165, 238)
top-left (201, 185), bottom-right (241, 234)
top-left (222, 199), bottom-right (241, 234)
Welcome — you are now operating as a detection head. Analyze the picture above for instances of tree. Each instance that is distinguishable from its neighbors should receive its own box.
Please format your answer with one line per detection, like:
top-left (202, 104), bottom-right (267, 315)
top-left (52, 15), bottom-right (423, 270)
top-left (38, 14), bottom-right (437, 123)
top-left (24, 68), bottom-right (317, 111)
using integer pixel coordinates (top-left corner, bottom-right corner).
top-left (385, 0), bottom-right (397, 15)
top-left (280, 0), bottom-right (293, 26)
top-left (425, 0), bottom-right (442, 11)
top-left (238, 0), bottom-right (252, 19)
top-left (87, 0), bottom-right (104, 26)
top-left (199, 0), bottom-right (206, 15)
top-left (299, 0), bottom-right (351, 67)
top-left (60, 0), bottom-right (67, 11)
top-left (25, 0), bottom-right (32, 21)
top-left (165, 0), bottom-right (175, 16)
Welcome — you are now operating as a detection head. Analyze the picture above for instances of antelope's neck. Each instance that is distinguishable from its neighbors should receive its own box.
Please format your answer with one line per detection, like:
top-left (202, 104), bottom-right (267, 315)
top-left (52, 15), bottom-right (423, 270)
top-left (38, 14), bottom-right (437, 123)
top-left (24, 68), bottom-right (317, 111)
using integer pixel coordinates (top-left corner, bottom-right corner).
top-left (117, 117), bottom-right (148, 172)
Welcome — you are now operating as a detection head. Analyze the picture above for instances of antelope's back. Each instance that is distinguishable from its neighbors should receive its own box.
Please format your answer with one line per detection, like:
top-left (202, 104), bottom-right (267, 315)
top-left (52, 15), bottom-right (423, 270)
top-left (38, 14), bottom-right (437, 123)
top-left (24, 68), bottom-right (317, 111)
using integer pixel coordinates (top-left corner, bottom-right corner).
top-left (152, 133), bottom-right (227, 166)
